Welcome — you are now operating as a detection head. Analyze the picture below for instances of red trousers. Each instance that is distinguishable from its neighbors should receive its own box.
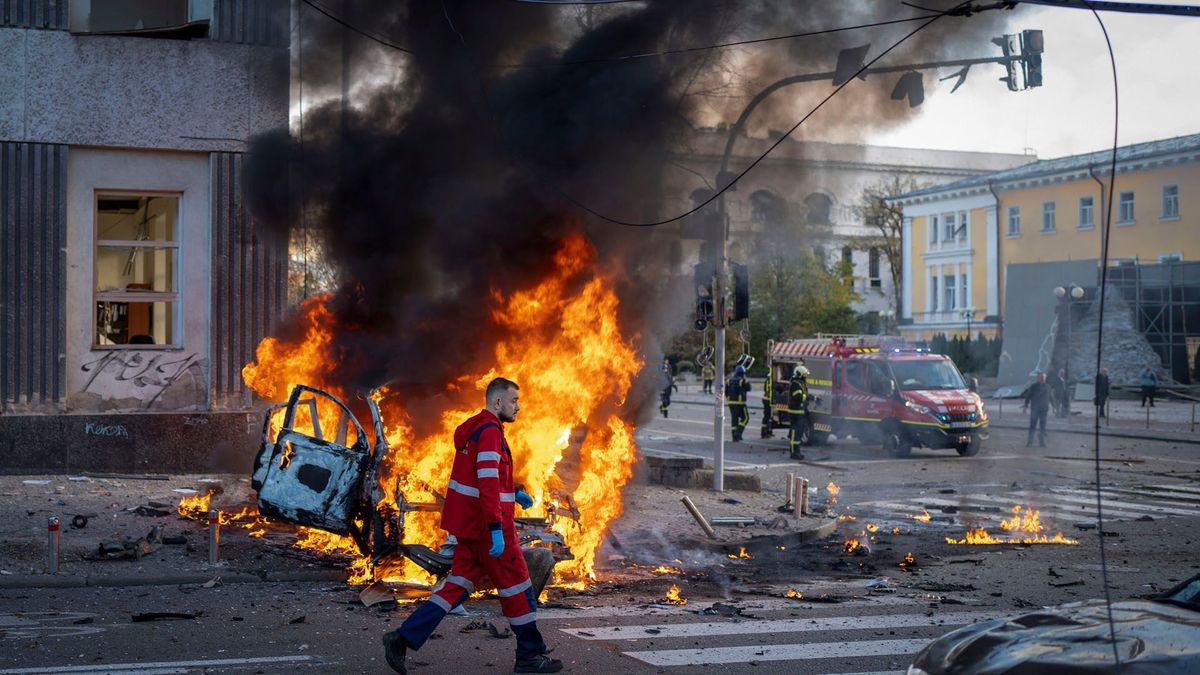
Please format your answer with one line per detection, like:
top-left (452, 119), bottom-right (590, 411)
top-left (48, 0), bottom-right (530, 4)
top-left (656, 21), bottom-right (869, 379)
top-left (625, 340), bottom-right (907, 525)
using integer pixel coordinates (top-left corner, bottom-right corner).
top-left (396, 531), bottom-right (545, 659)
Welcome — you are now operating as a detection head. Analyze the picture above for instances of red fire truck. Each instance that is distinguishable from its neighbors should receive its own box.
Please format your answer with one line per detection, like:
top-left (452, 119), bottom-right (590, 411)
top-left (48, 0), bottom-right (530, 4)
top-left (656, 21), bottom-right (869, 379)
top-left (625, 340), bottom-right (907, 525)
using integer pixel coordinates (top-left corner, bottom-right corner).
top-left (766, 335), bottom-right (988, 457)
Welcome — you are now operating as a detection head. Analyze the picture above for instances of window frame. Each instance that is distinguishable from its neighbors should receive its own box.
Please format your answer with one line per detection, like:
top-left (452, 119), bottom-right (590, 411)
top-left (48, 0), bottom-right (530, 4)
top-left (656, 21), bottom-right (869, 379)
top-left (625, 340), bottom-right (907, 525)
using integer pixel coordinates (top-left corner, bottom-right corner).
top-left (1161, 184), bottom-right (1180, 220)
top-left (1118, 191), bottom-right (1135, 225)
top-left (1041, 201), bottom-right (1056, 232)
top-left (92, 190), bottom-right (183, 350)
top-left (1078, 196), bottom-right (1094, 230)
top-left (943, 274), bottom-right (957, 311)
top-left (1007, 206), bottom-right (1021, 236)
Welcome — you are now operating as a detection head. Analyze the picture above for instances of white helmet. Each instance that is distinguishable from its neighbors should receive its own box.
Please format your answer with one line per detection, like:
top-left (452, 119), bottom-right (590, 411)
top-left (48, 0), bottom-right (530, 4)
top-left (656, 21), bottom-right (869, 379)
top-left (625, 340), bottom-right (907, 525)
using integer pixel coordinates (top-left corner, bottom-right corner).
top-left (793, 365), bottom-right (810, 378)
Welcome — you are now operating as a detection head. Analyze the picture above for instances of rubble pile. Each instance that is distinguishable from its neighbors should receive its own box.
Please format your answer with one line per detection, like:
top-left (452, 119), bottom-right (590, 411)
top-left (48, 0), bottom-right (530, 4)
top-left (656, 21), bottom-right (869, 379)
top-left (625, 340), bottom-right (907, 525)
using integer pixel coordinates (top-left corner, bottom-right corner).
top-left (1068, 285), bottom-right (1168, 385)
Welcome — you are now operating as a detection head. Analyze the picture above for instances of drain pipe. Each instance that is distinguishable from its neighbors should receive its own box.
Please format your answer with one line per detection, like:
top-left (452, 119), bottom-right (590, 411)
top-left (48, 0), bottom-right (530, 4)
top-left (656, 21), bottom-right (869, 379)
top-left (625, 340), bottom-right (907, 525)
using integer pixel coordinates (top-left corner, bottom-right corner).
top-left (987, 181), bottom-right (1002, 333)
top-left (1088, 164), bottom-right (1109, 265)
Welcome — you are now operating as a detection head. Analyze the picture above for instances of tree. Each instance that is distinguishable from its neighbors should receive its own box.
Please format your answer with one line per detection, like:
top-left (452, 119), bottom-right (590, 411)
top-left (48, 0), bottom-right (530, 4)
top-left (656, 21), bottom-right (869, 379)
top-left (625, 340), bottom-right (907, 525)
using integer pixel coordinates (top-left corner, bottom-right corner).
top-left (745, 252), bottom-right (859, 362)
top-left (855, 175), bottom-right (920, 320)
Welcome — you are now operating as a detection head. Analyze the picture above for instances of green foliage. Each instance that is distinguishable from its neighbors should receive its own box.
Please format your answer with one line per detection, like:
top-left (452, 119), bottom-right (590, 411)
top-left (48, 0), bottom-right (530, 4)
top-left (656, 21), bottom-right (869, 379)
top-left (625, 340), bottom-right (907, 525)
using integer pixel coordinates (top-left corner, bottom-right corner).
top-left (745, 252), bottom-right (859, 366)
top-left (926, 332), bottom-right (1003, 377)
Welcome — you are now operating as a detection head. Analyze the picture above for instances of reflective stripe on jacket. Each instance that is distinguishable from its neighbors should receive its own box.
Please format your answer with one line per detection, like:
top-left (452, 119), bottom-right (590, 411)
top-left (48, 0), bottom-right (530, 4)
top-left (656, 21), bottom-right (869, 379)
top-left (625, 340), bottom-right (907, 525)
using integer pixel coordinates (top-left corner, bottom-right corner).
top-left (440, 409), bottom-right (516, 539)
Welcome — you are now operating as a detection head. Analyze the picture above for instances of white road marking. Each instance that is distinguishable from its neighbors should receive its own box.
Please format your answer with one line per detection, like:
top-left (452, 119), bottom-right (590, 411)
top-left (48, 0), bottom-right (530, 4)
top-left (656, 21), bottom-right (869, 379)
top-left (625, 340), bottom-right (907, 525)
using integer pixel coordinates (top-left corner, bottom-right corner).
top-left (1050, 490), bottom-right (1197, 517)
top-left (624, 638), bottom-right (933, 666)
top-left (1146, 483), bottom-right (1200, 497)
top-left (919, 493), bottom-right (1151, 521)
top-left (0, 656), bottom-right (315, 674)
top-left (559, 611), bottom-right (995, 641)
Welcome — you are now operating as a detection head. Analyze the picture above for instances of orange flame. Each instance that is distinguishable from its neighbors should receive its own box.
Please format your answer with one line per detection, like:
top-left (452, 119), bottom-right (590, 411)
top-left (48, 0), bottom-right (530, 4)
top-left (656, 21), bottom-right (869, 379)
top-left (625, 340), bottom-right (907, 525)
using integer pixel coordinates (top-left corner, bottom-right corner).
top-left (242, 233), bottom-right (642, 584)
top-left (784, 588), bottom-right (803, 599)
top-left (913, 511), bottom-right (932, 523)
top-left (900, 552), bottom-right (916, 569)
top-left (727, 546), bottom-right (751, 560)
top-left (999, 505), bottom-right (1043, 533)
top-left (652, 565), bottom-right (684, 575)
top-left (662, 584), bottom-right (687, 605)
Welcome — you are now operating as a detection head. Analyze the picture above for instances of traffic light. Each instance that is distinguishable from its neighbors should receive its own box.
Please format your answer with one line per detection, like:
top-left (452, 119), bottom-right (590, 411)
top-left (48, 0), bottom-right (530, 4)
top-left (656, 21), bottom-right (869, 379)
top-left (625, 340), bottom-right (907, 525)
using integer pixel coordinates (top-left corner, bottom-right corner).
top-left (731, 262), bottom-right (749, 322)
top-left (992, 33), bottom-right (1023, 91)
top-left (1021, 29), bottom-right (1044, 88)
top-left (833, 44), bottom-right (871, 86)
top-left (890, 71), bottom-right (924, 107)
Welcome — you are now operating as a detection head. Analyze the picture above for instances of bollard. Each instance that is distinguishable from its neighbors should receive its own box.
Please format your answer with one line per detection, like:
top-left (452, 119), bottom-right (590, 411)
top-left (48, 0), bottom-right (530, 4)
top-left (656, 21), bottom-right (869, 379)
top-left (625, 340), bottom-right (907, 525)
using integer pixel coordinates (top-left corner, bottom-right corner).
top-left (998, 396), bottom-right (1002, 420)
top-left (798, 477), bottom-right (810, 516)
top-left (785, 472), bottom-right (795, 510)
top-left (1192, 402), bottom-right (1196, 433)
top-left (47, 515), bottom-right (60, 574)
top-left (208, 509), bottom-right (220, 564)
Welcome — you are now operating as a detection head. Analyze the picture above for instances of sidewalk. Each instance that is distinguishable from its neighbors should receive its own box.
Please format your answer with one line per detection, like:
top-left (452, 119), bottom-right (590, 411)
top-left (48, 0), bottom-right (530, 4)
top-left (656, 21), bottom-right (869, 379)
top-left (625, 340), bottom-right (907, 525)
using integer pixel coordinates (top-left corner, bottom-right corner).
top-left (985, 397), bottom-right (1200, 445)
top-left (0, 473), bottom-right (350, 590)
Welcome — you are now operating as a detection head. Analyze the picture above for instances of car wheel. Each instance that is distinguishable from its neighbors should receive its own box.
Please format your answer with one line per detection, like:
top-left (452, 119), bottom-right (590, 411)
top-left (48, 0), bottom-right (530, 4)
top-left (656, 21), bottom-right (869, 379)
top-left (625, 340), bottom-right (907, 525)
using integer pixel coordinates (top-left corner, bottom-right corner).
top-left (883, 424), bottom-right (912, 458)
top-left (956, 436), bottom-right (982, 457)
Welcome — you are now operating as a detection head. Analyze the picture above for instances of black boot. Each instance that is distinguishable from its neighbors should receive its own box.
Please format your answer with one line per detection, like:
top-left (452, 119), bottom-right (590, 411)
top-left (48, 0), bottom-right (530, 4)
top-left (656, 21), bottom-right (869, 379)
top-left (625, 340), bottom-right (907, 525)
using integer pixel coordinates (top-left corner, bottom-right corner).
top-left (382, 631), bottom-right (409, 674)
top-left (515, 653), bottom-right (564, 673)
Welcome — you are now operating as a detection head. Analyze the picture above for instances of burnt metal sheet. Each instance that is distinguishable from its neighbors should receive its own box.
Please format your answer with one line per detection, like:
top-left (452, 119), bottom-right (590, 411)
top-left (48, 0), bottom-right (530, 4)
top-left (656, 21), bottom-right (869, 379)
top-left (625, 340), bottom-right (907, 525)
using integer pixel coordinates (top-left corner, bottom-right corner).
top-left (910, 585), bottom-right (1200, 674)
top-left (210, 152), bottom-right (288, 404)
top-left (1, 0), bottom-right (68, 29)
top-left (0, 142), bottom-right (66, 409)
top-left (211, 0), bottom-right (288, 46)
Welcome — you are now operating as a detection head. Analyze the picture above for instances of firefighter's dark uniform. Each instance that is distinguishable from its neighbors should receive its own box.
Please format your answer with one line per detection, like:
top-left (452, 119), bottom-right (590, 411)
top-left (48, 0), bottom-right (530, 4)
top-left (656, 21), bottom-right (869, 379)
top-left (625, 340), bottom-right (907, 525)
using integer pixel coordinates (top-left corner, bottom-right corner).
top-left (787, 374), bottom-right (809, 460)
top-left (760, 369), bottom-right (774, 439)
top-left (727, 368), bottom-right (750, 442)
top-left (659, 368), bottom-right (676, 418)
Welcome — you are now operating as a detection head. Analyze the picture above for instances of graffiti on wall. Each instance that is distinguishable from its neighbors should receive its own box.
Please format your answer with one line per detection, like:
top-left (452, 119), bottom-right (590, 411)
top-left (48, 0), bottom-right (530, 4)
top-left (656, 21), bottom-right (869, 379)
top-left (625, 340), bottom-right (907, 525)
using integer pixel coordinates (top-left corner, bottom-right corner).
top-left (79, 351), bottom-right (207, 410)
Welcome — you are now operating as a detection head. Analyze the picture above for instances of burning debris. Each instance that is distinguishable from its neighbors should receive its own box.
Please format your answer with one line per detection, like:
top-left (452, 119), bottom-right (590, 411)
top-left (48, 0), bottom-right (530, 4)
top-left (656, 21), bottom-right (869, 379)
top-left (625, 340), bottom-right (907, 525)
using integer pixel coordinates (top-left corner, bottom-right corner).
top-left (945, 505), bottom-right (1079, 545)
top-left (652, 565), bottom-right (684, 576)
top-left (899, 552), bottom-right (917, 571)
top-left (661, 584), bottom-right (688, 606)
top-left (784, 588), bottom-right (803, 599)
top-left (913, 510), bottom-right (933, 523)
top-left (843, 535), bottom-right (871, 556)
top-left (727, 547), bottom-right (752, 560)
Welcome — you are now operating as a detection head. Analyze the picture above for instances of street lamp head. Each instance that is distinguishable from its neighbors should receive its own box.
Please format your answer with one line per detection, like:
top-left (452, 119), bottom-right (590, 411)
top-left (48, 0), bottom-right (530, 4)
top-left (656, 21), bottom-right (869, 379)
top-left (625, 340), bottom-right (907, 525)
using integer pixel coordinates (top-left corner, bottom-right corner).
top-left (1070, 286), bottom-right (1085, 299)
top-left (1053, 286), bottom-right (1066, 298)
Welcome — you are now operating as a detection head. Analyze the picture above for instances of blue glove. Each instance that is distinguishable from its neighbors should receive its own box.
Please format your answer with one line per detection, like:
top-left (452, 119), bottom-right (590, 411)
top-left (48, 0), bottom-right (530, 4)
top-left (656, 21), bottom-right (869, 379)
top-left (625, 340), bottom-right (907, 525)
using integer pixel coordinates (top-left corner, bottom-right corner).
top-left (515, 490), bottom-right (534, 509)
top-left (488, 528), bottom-right (505, 557)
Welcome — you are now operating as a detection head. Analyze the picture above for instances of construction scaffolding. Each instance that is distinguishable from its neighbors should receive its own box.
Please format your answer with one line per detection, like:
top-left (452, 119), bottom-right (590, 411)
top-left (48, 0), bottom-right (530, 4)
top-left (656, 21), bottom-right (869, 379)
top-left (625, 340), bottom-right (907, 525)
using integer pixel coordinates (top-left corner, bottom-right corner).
top-left (1103, 260), bottom-right (1200, 384)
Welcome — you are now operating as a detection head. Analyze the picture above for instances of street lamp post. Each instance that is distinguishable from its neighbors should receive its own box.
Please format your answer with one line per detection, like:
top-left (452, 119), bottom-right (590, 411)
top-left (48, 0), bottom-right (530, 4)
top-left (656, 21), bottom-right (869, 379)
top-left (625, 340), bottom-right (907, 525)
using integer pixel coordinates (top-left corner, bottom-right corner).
top-left (960, 309), bottom-right (974, 374)
top-left (1053, 285), bottom-right (1085, 415)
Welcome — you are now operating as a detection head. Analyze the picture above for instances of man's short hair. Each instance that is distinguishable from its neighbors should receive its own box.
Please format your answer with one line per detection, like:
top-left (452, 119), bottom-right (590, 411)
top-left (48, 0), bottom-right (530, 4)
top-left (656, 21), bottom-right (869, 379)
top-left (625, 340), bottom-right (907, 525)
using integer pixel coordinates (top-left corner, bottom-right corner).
top-left (485, 377), bottom-right (519, 401)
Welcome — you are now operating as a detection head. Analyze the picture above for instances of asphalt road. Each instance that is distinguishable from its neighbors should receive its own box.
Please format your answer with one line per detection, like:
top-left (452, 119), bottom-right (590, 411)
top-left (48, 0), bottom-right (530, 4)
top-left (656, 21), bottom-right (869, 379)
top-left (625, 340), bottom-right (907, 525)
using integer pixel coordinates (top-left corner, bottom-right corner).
top-left (1, 390), bottom-right (1197, 674)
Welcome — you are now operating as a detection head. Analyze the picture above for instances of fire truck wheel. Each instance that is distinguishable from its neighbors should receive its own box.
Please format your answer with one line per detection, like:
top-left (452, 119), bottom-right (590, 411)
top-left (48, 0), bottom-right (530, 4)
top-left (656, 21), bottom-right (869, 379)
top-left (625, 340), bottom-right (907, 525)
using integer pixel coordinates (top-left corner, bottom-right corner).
top-left (882, 424), bottom-right (912, 458)
top-left (956, 436), bottom-right (982, 457)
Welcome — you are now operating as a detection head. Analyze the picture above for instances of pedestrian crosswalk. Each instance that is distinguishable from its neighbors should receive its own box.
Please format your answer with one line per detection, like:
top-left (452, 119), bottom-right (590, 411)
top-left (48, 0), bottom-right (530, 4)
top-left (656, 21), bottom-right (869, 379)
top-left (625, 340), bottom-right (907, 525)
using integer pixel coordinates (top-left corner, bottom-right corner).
top-left (849, 482), bottom-right (1198, 528)
top-left (551, 601), bottom-right (999, 673)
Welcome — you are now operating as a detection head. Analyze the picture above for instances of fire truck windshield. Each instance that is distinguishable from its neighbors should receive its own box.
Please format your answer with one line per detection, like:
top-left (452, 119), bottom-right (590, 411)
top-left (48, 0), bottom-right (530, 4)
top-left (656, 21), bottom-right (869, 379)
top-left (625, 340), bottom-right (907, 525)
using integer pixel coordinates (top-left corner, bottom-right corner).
top-left (889, 359), bottom-right (966, 391)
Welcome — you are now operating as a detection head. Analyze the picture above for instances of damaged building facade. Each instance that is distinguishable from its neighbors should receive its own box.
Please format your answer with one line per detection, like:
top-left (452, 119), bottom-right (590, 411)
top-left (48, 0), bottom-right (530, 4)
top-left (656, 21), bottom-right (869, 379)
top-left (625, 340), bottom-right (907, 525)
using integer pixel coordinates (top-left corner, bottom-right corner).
top-left (0, 1), bottom-right (290, 472)
top-left (666, 129), bottom-right (1030, 329)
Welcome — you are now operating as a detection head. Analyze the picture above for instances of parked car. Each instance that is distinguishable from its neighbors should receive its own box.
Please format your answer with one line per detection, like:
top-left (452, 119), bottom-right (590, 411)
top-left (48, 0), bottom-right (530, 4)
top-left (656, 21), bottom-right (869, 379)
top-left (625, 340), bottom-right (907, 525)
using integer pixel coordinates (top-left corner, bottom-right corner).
top-left (908, 574), bottom-right (1200, 674)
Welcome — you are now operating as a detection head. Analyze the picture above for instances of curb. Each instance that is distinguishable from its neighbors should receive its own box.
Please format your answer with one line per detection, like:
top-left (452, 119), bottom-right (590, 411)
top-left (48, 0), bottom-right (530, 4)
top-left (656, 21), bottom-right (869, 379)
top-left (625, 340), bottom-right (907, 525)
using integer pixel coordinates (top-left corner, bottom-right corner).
top-left (0, 568), bottom-right (348, 590)
top-left (988, 420), bottom-right (1200, 445)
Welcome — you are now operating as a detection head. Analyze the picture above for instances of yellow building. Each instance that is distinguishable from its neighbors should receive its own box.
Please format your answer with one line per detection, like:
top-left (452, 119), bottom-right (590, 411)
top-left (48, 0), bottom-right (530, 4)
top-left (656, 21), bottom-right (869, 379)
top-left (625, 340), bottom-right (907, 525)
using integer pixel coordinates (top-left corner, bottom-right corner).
top-left (889, 133), bottom-right (1200, 342)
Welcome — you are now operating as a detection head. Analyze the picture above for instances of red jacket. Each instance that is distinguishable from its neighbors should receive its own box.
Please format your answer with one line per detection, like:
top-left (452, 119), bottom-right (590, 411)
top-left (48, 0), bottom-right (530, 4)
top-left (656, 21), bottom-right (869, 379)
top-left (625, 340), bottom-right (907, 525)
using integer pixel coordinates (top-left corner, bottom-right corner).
top-left (440, 409), bottom-right (516, 539)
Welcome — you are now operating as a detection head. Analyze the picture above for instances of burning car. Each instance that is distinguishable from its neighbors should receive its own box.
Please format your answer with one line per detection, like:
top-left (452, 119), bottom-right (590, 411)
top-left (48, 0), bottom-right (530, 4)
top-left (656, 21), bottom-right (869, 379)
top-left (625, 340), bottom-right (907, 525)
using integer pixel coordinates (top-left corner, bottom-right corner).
top-left (250, 384), bottom-right (566, 592)
top-left (907, 574), bottom-right (1200, 674)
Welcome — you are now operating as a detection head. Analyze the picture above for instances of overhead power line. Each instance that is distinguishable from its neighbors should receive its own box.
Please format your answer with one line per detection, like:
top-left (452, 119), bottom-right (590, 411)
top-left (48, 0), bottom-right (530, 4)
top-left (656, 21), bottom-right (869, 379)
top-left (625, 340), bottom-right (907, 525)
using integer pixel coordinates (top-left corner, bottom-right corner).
top-left (300, 0), bottom-right (414, 53)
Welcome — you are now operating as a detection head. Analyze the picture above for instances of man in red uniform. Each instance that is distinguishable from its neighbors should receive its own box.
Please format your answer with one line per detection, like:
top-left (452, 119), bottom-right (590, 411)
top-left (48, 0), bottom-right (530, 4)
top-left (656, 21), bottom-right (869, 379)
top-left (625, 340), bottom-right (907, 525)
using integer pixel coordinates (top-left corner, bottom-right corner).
top-left (382, 377), bottom-right (562, 674)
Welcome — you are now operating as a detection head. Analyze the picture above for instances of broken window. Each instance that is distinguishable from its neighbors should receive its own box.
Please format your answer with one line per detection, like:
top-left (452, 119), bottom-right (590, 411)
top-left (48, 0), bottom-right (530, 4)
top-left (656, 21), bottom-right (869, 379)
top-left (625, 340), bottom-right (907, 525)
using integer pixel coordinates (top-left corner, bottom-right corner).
top-left (94, 193), bottom-right (180, 347)
top-left (69, 0), bottom-right (211, 39)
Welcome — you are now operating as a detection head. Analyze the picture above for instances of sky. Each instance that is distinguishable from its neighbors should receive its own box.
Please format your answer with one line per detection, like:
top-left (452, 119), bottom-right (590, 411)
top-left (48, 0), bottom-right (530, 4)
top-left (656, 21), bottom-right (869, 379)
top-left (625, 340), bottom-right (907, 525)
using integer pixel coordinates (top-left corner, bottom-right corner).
top-left (869, 3), bottom-right (1200, 159)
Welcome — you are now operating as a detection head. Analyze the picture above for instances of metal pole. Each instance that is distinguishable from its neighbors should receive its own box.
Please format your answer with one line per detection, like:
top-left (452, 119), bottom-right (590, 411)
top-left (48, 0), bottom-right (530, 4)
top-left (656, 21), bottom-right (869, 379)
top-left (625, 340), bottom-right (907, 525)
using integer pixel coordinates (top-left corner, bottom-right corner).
top-left (1145, 402), bottom-right (1150, 430)
top-left (208, 509), bottom-right (220, 564)
top-left (47, 515), bottom-right (60, 574)
top-left (785, 472), bottom-right (795, 509)
top-left (680, 496), bottom-right (718, 539)
top-left (799, 478), bottom-right (810, 516)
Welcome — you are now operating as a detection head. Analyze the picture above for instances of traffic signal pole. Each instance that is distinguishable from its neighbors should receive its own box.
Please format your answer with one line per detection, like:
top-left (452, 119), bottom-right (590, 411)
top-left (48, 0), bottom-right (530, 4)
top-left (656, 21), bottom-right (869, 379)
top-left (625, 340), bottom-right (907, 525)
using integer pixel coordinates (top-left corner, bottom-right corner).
top-left (712, 244), bottom-right (726, 492)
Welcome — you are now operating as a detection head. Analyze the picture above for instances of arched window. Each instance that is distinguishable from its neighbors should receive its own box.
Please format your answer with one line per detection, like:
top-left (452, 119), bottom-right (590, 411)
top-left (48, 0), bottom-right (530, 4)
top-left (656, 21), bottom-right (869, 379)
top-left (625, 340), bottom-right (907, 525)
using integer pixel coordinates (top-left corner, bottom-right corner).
top-left (805, 192), bottom-right (833, 225)
top-left (749, 190), bottom-right (787, 229)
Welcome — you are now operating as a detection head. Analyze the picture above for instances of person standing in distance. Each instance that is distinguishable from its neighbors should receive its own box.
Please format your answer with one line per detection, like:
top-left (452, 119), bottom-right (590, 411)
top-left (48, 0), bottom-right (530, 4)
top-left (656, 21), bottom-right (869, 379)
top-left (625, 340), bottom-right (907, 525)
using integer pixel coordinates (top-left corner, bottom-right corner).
top-left (726, 364), bottom-right (750, 442)
top-left (382, 378), bottom-right (561, 674)
top-left (1022, 371), bottom-right (1051, 448)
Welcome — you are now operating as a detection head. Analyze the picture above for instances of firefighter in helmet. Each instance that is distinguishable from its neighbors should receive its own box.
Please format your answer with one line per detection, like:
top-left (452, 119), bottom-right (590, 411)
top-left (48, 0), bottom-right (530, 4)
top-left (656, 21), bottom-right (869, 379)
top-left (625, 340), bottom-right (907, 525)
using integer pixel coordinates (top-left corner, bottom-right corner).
top-left (658, 359), bottom-right (678, 418)
top-left (787, 364), bottom-right (810, 460)
top-left (726, 364), bottom-right (750, 442)
top-left (760, 363), bottom-right (775, 439)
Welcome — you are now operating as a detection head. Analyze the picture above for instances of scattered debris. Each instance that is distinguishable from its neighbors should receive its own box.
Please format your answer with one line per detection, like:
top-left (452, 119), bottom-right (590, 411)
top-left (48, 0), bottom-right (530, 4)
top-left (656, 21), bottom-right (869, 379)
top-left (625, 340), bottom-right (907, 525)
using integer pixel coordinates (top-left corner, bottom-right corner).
top-left (21, 480), bottom-right (50, 486)
top-left (172, 488), bottom-right (198, 494)
top-left (661, 584), bottom-right (687, 606)
top-left (710, 517), bottom-right (756, 527)
top-left (698, 602), bottom-right (746, 617)
top-left (1050, 580), bottom-right (1085, 588)
top-left (201, 577), bottom-right (221, 589)
top-left (866, 577), bottom-right (895, 593)
top-left (721, 498), bottom-right (743, 505)
top-left (69, 515), bottom-right (89, 529)
top-left (359, 582), bottom-right (397, 608)
top-left (899, 552), bottom-right (917, 571)
top-left (132, 612), bottom-right (201, 622)
top-left (68, 476), bottom-right (90, 482)
top-left (133, 506), bottom-right (172, 517)
top-left (460, 621), bottom-right (511, 639)
top-left (85, 526), bottom-right (164, 560)
top-left (163, 535), bottom-right (187, 545)
top-left (289, 616), bottom-right (306, 624)
top-left (680, 496), bottom-right (717, 540)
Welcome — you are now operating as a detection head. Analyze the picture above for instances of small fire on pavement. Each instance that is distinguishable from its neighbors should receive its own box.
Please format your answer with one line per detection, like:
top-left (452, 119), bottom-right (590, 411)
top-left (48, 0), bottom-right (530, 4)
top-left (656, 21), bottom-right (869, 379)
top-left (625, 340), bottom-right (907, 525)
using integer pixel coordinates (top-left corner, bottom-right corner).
top-left (913, 510), bottom-right (933, 523)
top-left (662, 584), bottom-right (688, 605)
top-left (899, 552), bottom-right (917, 570)
top-left (826, 482), bottom-right (840, 506)
top-left (945, 505), bottom-right (1079, 545)
top-left (727, 547), bottom-right (751, 560)
top-left (784, 588), bottom-right (803, 599)
top-left (176, 492), bottom-right (267, 529)
top-left (651, 565), bottom-right (684, 575)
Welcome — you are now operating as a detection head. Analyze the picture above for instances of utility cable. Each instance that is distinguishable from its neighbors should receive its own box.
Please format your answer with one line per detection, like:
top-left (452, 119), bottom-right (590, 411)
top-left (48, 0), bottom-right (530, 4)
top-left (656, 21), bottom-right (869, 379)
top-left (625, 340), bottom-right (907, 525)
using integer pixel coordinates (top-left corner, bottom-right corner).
top-left (301, 0), bottom-right (414, 53)
top-left (560, 1), bottom-right (971, 227)
top-left (1080, 0), bottom-right (1122, 669)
